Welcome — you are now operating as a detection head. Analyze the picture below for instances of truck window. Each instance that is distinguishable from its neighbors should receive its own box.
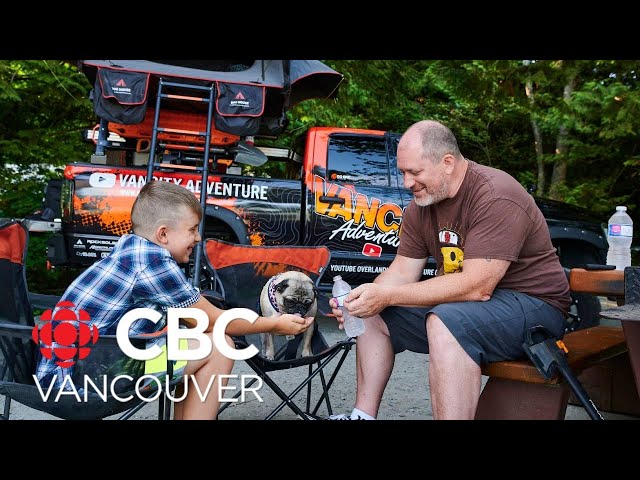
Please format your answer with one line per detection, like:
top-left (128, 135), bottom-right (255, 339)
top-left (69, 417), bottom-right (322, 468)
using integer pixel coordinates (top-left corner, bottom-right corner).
top-left (327, 136), bottom-right (389, 186)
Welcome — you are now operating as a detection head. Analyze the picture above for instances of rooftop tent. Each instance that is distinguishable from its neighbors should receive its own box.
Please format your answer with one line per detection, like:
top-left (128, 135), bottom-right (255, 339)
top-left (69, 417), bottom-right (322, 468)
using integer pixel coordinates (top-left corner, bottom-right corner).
top-left (288, 60), bottom-right (343, 105)
top-left (79, 60), bottom-right (343, 135)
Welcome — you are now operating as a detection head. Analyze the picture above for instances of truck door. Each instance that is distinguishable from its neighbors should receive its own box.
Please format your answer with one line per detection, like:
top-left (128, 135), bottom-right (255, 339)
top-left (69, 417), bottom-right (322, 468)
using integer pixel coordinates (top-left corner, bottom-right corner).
top-left (311, 133), bottom-right (404, 287)
top-left (387, 133), bottom-right (412, 208)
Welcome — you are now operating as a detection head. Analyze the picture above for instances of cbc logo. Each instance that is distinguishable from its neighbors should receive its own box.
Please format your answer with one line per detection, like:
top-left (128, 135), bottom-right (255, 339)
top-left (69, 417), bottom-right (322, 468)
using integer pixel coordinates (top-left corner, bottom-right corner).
top-left (31, 301), bottom-right (99, 368)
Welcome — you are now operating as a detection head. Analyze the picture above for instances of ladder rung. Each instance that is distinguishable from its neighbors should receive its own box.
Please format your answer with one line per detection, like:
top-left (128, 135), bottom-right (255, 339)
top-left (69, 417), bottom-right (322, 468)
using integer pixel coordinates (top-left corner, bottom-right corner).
top-left (157, 163), bottom-right (203, 171)
top-left (160, 93), bottom-right (211, 103)
top-left (162, 81), bottom-right (213, 92)
top-left (158, 127), bottom-right (205, 136)
top-left (159, 143), bottom-right (227, 154)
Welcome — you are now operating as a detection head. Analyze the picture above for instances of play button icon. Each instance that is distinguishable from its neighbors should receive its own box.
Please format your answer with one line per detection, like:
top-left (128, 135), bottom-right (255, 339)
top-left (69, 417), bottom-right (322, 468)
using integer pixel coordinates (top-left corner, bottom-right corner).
top-left (89, 172), bottom-right (116, 188)
top-left (362, 243), bottom-right (382, 257)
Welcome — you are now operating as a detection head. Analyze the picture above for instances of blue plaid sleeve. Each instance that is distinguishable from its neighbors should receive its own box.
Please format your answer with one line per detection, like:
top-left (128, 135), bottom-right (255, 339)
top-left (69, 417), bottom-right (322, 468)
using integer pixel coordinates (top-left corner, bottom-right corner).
top-left (133, 256), bottom-right (200, 310)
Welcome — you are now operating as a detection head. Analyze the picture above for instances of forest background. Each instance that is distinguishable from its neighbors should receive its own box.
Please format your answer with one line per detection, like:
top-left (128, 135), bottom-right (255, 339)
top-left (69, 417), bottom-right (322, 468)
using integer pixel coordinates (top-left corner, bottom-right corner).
top-left (1, 60), bottom-right (638, 292)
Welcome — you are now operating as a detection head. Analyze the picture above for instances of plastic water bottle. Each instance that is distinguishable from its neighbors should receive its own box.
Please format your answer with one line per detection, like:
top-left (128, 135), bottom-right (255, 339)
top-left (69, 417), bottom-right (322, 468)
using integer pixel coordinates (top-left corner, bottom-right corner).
top-left (332, 275), bottom-right (366, 337)
top-left (606, 206), bottom-right (633, 270)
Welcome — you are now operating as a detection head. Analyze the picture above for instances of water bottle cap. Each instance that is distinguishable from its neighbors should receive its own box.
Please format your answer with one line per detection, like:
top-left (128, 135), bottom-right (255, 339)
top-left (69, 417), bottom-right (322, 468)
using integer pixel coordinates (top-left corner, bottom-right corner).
top-left (333, 275), bottom-right (342, 281)
top-left (616, 206), bottom-right (627, 212)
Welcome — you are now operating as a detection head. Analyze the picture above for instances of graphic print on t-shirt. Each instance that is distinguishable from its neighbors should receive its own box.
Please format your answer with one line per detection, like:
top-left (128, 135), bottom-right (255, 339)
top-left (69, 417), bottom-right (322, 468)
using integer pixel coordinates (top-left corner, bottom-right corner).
top-left (439, 227), bottom-right (464, 274)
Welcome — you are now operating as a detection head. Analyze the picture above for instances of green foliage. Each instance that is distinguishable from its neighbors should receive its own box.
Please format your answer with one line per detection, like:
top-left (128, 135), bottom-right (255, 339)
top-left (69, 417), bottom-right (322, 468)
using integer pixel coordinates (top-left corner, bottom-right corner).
top-left (0, 60), bottom-right (94, 167)
top-left (24, 234), bottom-right (72, 294)
top-left (0, 60), bottom-right (93, 290)
top-left (3, 59), bottom-right (640, 294)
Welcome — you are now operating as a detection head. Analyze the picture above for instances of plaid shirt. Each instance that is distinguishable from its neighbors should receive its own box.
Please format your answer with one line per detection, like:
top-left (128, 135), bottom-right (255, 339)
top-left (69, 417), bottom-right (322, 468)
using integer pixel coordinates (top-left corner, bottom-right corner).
top-left (35, 234), bottom-right (200, 389)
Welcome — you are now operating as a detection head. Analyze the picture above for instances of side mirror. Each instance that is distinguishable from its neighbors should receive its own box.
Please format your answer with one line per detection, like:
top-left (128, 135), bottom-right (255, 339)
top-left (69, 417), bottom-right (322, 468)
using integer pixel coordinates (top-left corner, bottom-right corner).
top-left (231, 141), bottom-right (268, 167)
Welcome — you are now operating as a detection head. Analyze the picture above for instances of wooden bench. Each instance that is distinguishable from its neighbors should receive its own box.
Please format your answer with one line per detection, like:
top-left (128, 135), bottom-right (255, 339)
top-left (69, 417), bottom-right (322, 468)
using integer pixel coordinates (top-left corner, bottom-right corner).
top-left (475, 268), bottom-right (631, 420)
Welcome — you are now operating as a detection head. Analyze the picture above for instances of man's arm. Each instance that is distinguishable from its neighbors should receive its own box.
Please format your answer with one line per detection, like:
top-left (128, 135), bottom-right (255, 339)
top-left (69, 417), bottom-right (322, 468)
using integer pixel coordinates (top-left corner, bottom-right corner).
top-left (387, 257), bottom-right (510, 305)
top-left (345, 257), bottom-right (510, 318)
top-left (374, 254), bottom-right (426, 286)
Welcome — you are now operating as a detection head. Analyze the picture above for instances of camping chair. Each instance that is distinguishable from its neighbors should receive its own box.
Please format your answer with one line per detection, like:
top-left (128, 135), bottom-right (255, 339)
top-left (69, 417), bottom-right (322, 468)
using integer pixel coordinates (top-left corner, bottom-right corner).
top-left (202, 239), bottom-right (354, 420)
top-left (0, 220), bottom-right (174, 420)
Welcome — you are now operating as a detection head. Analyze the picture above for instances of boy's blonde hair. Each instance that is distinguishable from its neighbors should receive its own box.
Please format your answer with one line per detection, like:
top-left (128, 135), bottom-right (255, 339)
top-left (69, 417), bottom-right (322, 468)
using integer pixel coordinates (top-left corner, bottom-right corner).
top-left (131, 181), bottom-right (202, 236)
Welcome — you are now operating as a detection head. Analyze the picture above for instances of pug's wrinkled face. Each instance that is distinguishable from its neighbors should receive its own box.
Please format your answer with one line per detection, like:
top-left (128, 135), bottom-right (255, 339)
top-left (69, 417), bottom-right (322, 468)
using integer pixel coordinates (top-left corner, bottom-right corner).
top-left (274, 271), bottom-right (318, 317)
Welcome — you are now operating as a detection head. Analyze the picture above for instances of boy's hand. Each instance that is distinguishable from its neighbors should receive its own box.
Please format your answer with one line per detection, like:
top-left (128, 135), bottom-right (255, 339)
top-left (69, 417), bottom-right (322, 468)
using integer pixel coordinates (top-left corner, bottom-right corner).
top-left (271, 314), bottom-right (314, 335)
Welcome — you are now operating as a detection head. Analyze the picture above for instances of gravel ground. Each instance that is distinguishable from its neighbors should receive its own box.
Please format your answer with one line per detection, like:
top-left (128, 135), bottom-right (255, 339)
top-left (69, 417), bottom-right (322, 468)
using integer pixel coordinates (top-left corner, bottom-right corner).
top-left (3, 297), bottom-right (638, 421)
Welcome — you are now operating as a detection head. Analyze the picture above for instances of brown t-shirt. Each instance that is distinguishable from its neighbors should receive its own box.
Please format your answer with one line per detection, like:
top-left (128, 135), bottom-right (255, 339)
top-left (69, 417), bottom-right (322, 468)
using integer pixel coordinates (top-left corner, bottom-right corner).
top-left (399, 160), bottom-right (571, 314)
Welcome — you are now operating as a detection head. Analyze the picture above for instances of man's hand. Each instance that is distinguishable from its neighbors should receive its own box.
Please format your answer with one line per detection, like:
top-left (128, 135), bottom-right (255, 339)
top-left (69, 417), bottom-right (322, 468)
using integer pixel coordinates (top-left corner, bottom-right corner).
top-left (329, 283), bottom-right (389, 322)
top-left (344, 283), bottom-right (389, 318)
top-left (270, 314), bottom-right (314, 335)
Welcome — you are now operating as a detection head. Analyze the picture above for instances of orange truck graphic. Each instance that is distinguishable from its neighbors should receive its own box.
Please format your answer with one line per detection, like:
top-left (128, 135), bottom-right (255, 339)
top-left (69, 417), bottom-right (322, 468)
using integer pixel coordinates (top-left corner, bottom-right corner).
top-left (49, 127), bottom-right (426, 290)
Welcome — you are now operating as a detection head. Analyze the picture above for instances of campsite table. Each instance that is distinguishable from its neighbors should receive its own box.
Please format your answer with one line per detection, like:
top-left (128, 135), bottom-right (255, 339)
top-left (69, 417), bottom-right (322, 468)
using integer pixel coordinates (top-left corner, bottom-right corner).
top-left (599, 267), bottom-right (640, 400)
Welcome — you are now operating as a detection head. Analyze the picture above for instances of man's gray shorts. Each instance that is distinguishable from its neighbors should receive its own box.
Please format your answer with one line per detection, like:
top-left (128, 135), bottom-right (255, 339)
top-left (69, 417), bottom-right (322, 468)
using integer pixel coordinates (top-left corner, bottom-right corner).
top-left (379, 289), bottom-right (566, 366)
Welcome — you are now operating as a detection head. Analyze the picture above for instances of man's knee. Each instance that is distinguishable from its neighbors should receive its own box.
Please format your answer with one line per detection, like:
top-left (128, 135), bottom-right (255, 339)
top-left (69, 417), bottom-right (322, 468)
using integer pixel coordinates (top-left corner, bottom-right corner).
top-left (425, 312), bottom-right (441, 332)
top-left (365, 314), bottom-right (391, 337)
top-left (426, 313), bottom-right (454, 344)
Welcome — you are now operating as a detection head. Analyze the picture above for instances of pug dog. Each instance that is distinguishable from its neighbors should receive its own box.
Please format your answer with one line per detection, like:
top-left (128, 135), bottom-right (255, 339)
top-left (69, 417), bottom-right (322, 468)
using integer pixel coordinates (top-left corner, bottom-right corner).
top-left (259, 271), bottom-right (317, 360)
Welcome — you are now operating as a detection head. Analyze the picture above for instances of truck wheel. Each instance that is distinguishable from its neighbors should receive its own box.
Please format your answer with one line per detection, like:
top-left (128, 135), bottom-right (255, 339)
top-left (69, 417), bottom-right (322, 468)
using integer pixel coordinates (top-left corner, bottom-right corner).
top-left (554, 241), bottom-right (604, 332)
top-left (566, 292), bottom-right (601, 332)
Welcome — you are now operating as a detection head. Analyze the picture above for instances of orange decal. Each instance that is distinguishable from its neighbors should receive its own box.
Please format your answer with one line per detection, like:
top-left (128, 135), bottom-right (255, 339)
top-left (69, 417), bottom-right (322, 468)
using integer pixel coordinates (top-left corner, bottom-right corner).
top-left (375, 203), bottom-right (402, 233)
top-left (250, 232), bottom-right (265, 245)
top-left (352, 192), bottom-right (381, 228)
top-left (314, 180), bottom-right (352, 221)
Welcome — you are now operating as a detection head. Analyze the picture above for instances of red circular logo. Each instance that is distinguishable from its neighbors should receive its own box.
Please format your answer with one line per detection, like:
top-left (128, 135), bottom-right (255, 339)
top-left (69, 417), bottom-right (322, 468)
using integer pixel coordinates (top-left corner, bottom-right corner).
top-left (31, 301), bottom-right (99, 368)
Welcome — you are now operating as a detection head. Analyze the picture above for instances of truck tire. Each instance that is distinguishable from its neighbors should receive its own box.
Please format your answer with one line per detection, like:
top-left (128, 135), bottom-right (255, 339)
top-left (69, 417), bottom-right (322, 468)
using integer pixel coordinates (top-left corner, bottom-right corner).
top-left (554, 240), bottom-right (604, 332)
top-left (566, 292), bottom-right (601, 332)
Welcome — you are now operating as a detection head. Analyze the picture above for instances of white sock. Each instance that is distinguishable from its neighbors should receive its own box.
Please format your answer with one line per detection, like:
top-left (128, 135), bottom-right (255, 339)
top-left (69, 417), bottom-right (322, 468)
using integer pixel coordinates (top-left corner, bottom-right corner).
top-left (351, 407), bottom-right (375, 420)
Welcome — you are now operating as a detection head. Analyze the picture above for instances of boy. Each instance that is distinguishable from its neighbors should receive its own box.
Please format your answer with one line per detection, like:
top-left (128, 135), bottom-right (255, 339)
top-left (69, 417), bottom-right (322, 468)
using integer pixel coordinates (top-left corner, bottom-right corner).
top-left (35, 181), bottom-right (312, 419)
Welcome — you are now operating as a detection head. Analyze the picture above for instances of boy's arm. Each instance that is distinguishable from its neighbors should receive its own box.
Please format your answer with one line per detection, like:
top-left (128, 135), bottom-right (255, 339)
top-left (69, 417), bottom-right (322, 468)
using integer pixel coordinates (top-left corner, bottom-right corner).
top-left (183, 297), bottom-right (311, 336)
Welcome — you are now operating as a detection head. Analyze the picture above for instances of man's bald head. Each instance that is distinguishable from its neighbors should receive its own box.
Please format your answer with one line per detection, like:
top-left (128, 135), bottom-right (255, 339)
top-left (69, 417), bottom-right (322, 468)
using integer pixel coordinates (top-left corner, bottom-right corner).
top-left (399, 120), bottom-right (462, 164)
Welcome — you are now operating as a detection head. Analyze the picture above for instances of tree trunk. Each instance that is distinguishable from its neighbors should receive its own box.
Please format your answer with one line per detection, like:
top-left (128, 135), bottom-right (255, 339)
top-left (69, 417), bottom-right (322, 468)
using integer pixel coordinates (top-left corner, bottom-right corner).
top-left (549, 73), bottom-right (577, 200)
top-left (523, 61), bottom-right (545, 195)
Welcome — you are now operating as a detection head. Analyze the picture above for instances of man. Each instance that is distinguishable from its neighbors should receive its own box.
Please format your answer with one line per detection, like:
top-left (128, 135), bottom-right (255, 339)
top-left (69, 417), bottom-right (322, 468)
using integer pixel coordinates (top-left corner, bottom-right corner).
top-left (329, 120), bottom-right (570, 420)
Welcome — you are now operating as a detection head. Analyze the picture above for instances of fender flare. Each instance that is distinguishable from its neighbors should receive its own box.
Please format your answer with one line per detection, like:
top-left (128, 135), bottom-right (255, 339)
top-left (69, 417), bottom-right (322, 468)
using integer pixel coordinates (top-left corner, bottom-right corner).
top-left (547, 225), bottom-right (607, 251)
top-left (203, 204), bottom-right (250, 245)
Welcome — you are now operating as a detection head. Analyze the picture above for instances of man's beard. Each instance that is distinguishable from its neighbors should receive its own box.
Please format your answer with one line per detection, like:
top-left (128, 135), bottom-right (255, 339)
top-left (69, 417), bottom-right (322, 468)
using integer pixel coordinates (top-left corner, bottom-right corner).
top-left (414, 180), bottom-right (448, 207)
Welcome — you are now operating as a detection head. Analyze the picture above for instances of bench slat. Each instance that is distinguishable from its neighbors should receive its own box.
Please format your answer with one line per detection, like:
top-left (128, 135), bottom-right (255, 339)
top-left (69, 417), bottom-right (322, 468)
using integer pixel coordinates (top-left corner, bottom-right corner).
top-left (481, 326), bottom-right (627, 385)
top-left (569, 268), bottom-right (624, 296)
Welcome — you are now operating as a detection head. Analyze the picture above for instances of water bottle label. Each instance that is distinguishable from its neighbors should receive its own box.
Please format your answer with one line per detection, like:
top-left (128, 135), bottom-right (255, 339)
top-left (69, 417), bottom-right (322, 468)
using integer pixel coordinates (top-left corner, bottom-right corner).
top-left (608, 224), bottom-right (633, 237)
top-left (334, 293), bottom-right (348, 307)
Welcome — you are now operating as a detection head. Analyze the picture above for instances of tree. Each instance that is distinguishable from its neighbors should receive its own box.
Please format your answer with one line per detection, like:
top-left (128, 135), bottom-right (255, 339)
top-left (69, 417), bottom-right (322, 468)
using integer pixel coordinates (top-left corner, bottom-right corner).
top-left (0, 60), bottom-right (93, 217)
top-left (0, 60), bottom-right (93, 293)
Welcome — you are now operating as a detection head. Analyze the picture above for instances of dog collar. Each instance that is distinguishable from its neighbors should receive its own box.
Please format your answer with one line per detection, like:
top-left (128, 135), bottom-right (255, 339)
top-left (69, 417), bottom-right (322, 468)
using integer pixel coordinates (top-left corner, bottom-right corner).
top-left (267, 274), bottom-right (282, 312)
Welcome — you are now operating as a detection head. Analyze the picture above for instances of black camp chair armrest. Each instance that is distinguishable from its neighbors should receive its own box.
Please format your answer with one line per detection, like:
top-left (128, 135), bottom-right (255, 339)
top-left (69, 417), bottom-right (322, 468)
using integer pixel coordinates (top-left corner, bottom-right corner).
top-left (28, 293), bottom-right (61, 310)
top-left (99, 330), bottom-right (168, 341)
top-left (0, 321), bottom-right (33, 339)
top-left (202, 289), bottom-right (225, 308)
top-left (0, 322), bottom-right (166, 343)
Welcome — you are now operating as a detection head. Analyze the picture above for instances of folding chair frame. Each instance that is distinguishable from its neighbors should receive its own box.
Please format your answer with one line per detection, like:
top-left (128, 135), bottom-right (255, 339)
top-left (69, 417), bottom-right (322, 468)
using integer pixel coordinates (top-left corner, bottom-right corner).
top-left (0, 220), bottom-right (177, 421)
top-left (217, 335), bottom-right (353, 420)
top-left (203, 239), bottom-right (354, 420)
